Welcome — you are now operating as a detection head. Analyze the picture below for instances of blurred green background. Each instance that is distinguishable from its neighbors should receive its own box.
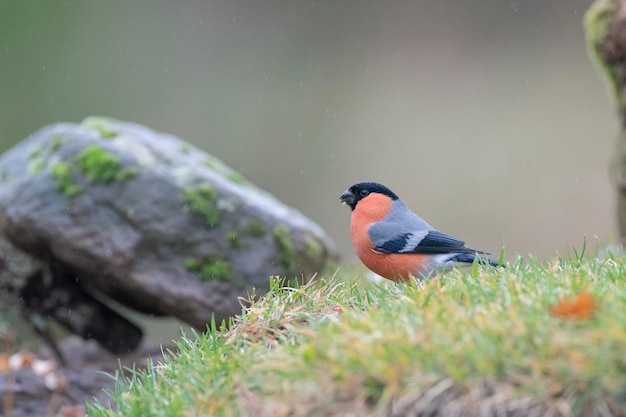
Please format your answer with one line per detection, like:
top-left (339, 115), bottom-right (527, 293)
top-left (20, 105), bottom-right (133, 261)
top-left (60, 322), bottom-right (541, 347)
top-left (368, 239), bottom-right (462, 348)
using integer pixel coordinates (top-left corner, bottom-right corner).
top-left (0, 0), bottom-right (616, 262)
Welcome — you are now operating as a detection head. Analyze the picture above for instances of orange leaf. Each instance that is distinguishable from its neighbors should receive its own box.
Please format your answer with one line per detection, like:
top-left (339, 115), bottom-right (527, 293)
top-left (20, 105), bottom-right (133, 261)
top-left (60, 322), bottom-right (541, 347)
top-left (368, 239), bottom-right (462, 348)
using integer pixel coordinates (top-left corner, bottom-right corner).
top-left (548, 293), bottom-right (595, 319)
top-left (0, 354), bottom-right (9, 372)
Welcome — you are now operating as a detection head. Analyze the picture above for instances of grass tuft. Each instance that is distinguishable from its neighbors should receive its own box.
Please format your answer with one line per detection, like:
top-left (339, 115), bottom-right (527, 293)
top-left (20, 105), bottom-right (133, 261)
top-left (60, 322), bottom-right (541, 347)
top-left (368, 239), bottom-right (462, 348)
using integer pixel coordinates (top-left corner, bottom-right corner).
top-left (88, 255), bottom-right (626, 417)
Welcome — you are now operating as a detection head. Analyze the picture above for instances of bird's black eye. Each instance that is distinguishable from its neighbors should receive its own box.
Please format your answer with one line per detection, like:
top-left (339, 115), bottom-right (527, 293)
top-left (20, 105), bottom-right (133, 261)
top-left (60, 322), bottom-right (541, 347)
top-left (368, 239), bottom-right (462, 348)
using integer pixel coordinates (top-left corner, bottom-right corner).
top-left (359, 189), bottom-right (370, 197)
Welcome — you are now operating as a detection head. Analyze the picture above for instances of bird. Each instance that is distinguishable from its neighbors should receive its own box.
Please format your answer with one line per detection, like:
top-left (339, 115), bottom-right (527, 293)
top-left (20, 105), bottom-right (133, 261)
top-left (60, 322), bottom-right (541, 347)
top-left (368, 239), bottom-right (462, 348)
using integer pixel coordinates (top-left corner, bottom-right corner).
top-left (340, 181), bottom-right (500, 281)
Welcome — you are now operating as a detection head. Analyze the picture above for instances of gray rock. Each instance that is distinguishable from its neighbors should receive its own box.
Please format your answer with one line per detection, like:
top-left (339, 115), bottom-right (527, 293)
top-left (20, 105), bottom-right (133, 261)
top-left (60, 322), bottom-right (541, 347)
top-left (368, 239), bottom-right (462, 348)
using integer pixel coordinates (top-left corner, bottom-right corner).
top-left (0, 117), bottom-right (337, 347)
top-left (0, 234), bottom-right (142, 354)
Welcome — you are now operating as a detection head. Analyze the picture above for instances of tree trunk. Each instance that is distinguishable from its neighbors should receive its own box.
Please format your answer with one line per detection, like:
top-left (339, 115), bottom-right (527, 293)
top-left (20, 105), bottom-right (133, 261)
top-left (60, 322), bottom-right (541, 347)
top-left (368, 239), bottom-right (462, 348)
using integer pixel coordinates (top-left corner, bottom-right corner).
top-left (585, 0), bottom-right (626, 242)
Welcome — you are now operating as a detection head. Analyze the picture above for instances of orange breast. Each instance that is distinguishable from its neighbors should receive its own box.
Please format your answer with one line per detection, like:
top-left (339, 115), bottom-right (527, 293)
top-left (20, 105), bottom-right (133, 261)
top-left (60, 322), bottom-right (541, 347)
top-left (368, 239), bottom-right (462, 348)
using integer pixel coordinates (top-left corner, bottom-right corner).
top-left (350, 194), bottom-right (428, 281)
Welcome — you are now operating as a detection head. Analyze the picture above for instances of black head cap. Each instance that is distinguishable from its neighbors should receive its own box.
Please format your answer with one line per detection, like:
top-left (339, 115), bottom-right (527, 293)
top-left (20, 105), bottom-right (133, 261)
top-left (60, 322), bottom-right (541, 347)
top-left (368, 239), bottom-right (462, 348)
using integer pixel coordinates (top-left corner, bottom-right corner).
top-left (340, 182), bottom-right (399, 210)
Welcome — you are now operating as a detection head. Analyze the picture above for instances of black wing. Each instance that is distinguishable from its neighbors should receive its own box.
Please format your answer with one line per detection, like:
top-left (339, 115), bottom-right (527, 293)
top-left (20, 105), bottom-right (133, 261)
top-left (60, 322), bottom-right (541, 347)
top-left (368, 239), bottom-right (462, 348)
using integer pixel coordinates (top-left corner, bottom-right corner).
top-left (374, 232), bottom-right (413, 253)
top-left (374, 230), bottom-right (487, 255)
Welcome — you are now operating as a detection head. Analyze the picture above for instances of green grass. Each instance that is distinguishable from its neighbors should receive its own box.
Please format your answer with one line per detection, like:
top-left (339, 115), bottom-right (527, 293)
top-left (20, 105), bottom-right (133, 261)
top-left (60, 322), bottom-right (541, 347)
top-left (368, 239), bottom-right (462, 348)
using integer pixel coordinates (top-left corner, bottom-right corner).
top-left (88, 254), bottom-right (626, 417)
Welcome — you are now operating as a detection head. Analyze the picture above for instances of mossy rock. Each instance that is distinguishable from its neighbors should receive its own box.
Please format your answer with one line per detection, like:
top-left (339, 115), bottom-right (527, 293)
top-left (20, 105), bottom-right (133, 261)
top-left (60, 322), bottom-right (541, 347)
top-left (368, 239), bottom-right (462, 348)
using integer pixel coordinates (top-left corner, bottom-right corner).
top-left (0, 117), bottom-right (338, 342)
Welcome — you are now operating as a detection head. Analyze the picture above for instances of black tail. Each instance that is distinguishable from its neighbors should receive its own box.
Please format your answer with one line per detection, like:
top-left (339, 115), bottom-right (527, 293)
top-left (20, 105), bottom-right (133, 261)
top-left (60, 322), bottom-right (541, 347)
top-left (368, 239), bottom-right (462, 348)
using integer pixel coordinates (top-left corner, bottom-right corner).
top-left (452, 253), bottom-right (502, 267)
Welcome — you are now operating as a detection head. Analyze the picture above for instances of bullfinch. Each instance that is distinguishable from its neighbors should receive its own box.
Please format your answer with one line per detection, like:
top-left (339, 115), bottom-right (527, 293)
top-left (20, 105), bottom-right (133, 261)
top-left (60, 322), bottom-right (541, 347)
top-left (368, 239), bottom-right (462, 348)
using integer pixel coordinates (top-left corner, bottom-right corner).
top-left (340, 182), bottom-right (500, 281)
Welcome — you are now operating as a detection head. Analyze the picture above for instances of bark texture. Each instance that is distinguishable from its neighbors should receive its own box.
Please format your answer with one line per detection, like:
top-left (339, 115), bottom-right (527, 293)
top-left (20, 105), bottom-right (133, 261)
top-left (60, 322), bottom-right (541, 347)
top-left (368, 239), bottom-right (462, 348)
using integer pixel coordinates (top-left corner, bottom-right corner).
top-left (586, 0), bottom-right (626, 242)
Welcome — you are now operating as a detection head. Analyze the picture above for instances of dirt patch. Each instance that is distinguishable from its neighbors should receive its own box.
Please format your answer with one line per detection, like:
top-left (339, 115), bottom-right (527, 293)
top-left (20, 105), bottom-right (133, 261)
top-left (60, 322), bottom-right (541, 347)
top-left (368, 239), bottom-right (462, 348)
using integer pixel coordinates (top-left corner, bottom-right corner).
top-left (1, 336), bottom-right (170, 417)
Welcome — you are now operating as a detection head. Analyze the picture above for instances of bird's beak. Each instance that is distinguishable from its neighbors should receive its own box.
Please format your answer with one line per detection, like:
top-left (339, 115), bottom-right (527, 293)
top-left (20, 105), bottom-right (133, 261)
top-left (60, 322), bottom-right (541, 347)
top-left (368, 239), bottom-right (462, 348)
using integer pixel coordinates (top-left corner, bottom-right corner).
top-left (340, 189), bottom-right (356, 206)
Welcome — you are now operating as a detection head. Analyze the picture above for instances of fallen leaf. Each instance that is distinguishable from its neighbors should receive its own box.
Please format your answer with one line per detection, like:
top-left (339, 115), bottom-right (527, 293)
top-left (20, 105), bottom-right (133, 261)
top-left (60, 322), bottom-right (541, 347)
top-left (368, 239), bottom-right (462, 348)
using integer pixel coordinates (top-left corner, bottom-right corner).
top-left (8, 351), bottom-right (35, 370)
top-left (56, 405), bottom-right (85, 417)
top-left (0, 354), bottom-right (9, 372)
top-left (548, 293), bottom-right (595, 319)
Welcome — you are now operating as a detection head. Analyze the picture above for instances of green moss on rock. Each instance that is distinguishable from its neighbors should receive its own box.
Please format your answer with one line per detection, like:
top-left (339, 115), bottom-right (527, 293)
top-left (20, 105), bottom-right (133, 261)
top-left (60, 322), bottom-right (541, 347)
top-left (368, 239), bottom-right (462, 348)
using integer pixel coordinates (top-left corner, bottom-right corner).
top-left (29, 145), bottom-right (42, 159)
top-left (183, 184), bottom-right (220, 226)
top-left (184, 257), bottom-right (231, 282)
top-left (50, 162), bottom-right (83, 196)
top-left (51, 135), bottom-right (70, 152)
top-left (28, 158), bottom-right (45, 175)
top-left (200, 260), bottom-right (231, 282)
top-left (246, 220), bottom-right (266, 237)
top-left (227, 231), bottom-right (241, 249)
top-left (202, 156), bottom-right (225, 173)
top-left (117, 167), bottom-right (139, 180)
top-left (273, 224), bottom-right (296, 270)
top-left (305, 237), bottom-right (323, 258)
top-left (180, 144), bottom-right (191, 155)
top-left (78, 145), bottom-right (138, 183)
top-left (226, 171), bottom-right (247, 185)
top-left (183, 258), bottom-right (201, 271)
top-left (82, 117), bottom-right (119, 139)
top-left (584, 0), bottom-right (621, 98)
top-left (79, 145), bottom-right (120, 182)
top-left (202, 155), bottom-right (248, 186)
